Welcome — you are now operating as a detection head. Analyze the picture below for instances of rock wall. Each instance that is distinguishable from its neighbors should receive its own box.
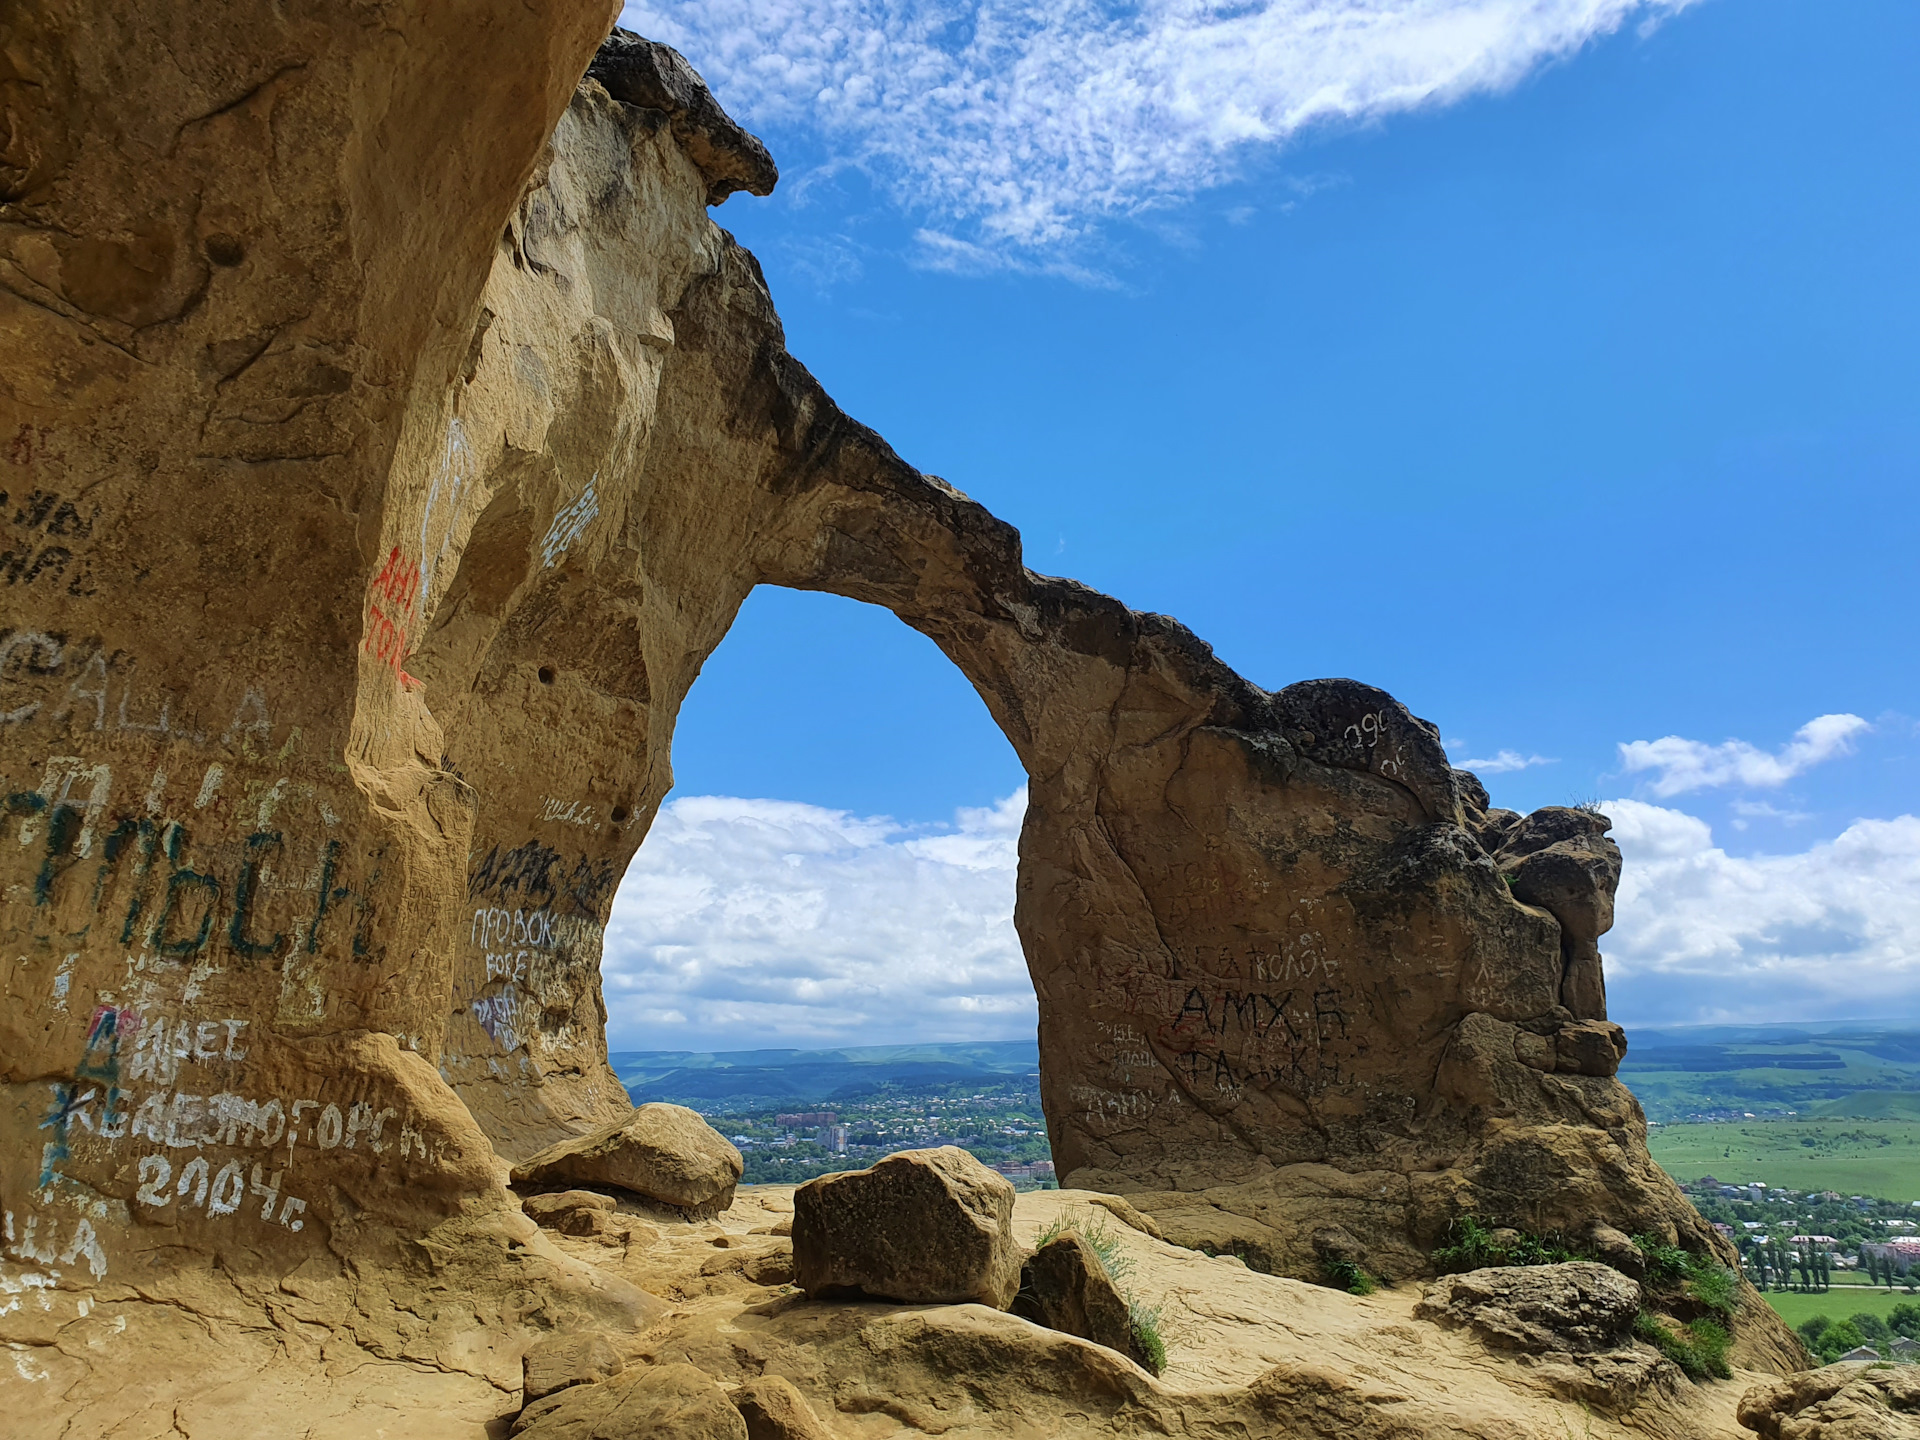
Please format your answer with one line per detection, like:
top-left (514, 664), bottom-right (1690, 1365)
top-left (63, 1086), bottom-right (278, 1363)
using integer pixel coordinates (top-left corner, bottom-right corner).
top-left (3, 0), bottom-right (1746, 1337)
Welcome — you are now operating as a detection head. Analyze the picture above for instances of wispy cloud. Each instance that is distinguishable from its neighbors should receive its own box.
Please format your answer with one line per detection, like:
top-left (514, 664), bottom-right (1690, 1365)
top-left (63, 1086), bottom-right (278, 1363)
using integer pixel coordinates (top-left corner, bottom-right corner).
top-left (1617, 714), bottom-right (1871, 798)
top-left (1604, 798), bottom-right (1920, 1023)
top-left (603, 790), bottom-right (1030, 1049)
top-left (1459, 748), bottom-right (1558, 774)
top-left (622, 0), bottom-right (1698, 253)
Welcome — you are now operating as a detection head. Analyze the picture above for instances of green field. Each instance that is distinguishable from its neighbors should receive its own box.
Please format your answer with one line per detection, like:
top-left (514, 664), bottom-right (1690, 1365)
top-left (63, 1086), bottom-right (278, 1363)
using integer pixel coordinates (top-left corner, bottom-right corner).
top-left (1757, 1279), bottom-right (1920, 1331)
top-left (1647, 1118), bottom-right (1920, 1200)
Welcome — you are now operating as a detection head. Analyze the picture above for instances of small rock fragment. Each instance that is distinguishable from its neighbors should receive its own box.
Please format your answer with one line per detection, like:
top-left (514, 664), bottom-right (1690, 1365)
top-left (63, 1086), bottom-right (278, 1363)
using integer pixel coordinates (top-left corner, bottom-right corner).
top-left (523, 1333), bottom-right (624, 1403)
top-left (793, 1146), bottom-right (1021, 1308)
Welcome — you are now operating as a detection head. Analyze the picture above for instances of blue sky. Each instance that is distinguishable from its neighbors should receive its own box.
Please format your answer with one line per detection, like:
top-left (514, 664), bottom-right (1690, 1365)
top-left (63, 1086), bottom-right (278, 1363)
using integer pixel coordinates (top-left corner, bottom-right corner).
top-left (603, 0), bottom-right (1920, 1049)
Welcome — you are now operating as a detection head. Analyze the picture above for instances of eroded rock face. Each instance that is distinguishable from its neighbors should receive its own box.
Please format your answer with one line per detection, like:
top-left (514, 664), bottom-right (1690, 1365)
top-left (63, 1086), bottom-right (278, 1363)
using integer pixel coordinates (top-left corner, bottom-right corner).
top-left (1738, 1364), bottom-right (1920, 1440)
top-left (793, 1147), bottom-right (1023, 1307)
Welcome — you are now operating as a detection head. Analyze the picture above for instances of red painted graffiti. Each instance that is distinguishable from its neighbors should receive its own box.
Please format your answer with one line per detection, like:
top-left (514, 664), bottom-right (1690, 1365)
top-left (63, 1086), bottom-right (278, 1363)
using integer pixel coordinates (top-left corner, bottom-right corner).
top-left (364, 547), bottom-right (423, 690)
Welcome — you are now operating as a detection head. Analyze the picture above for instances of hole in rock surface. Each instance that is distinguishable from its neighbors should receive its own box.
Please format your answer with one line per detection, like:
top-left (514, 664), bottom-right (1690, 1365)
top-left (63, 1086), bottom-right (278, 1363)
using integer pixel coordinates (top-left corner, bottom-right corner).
top-left (602, 588), bottom-right (1033, 1060)
top-left (537, 664), bottom-right (556, 685)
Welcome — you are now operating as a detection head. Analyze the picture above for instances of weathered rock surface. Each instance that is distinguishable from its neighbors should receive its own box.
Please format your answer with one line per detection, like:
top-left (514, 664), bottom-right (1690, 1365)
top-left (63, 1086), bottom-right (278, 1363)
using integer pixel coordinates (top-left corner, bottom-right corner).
top-left (524, 1332), bottom-right (625, 1402)
top-left (0, 2), bottom-right (1805, 1432)
top-left (1011, 1233), bottom-right (1149, 1369)
top-left (1738, 1363), bottom-right (1920, 1440)
top-left (1416, 1263), bottom-right (1642, 1353)
top-left (513, 1104), bottom-right (742, 1213)
top-left (793, 1147), bottom-right (1022, 1307)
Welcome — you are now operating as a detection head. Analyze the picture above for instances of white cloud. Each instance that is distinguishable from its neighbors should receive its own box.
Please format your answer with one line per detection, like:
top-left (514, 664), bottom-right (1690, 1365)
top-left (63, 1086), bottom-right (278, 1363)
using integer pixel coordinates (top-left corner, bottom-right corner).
top-left (1617, 714), bottom-right (1871, 798)
top-left (603, 783), bottom-right (1920, 1045)
top-left (1604, 798), bottom-right (1920, 1023)
top-left (1460, 748), bottom-right (1558, 774)
top-left (622, 0), bottom-right (1697, 251)
top-left (602, 789), bottom-right (1030, 1049)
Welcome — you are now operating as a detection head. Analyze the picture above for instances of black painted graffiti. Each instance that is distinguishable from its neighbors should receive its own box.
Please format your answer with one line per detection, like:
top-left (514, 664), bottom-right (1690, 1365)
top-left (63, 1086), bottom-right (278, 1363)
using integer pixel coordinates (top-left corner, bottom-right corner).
top-left (1162, 986), bottom-right (1354, 1095)
top-left (9, 793), bottom-right (378, 964)
top-left (1, 488), bottom-right (97, 595)
top-left (467, 837), bottom-right (616, 921)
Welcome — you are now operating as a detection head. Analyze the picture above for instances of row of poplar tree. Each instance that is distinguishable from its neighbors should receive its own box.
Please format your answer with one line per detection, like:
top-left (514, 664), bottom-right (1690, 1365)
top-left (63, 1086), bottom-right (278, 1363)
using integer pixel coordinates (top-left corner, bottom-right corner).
top-left (1745, 1240), bottom-right (1832, 1292)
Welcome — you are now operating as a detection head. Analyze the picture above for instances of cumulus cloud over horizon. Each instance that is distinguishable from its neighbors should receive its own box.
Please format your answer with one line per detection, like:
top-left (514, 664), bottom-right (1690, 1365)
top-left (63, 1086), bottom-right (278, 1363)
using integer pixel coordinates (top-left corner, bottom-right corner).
top-left (621, 0), bottom-right (1697, 253)
top-left (601, 789), bottom-right (1032, 1050)
top-left (1603, 797), bottom-right (1920, 1025)
top-left (601, 775), bottom-right (1920, 1048)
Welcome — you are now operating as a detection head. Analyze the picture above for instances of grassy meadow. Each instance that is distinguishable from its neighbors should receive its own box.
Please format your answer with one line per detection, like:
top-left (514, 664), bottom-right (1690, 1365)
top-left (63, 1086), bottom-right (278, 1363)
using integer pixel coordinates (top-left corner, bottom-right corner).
top-left (1646, 1118), bottom-right (1920, 1200)
top-left (1754, 1278), bottom-right (1920, 1331)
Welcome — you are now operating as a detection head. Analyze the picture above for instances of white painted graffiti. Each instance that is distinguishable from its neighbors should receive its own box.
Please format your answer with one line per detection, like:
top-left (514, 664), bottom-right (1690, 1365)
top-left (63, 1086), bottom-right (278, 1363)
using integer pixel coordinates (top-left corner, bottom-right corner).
top-left (539, 473), bottom-right (599, 568)
top-left (3, 1209), bottom-right (107, 1280)
top-left (0, 633), bottom-right (277, 747)
top-left (538, 796), bottom-right (599, 829)
top-left (132, 1155), bottom-right (307, 1231)
top-left (419, 416), bottom-right (475, 596)
top-left (472, 987), bottom-right (521, 1052)
top-left (469, 906), bottom-right (555, 951)
top-left (1343, 710), bottom-right (1406, 780)
top-left (126, 1016), bottom-right (248, 1085)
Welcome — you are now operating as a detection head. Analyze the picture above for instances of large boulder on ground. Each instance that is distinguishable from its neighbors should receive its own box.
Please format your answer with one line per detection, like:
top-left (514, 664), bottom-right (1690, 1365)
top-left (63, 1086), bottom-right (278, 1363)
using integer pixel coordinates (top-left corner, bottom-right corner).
top-left (1011, 1234), bottom-right (1150, 1370)
top-left (793, 1147), bottom-right (1022, 1308)
top-left (1738, 1363), bottom-right (1920, 1440)
top-left (1414, 1263), bottom-right (1641, 1354)
top-left (514, 1105), bottom-right (743, 1214)
top-left (514, 1361), bottom-right (747, 1439)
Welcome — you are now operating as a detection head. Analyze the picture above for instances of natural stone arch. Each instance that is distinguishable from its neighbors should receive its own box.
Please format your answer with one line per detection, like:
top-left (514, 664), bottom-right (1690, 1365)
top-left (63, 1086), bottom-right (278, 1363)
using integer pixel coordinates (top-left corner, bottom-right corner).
top-left (0, 13), bottom-right (1778, 1386)
top-left (415, 44), bottom-right (1653, 1280)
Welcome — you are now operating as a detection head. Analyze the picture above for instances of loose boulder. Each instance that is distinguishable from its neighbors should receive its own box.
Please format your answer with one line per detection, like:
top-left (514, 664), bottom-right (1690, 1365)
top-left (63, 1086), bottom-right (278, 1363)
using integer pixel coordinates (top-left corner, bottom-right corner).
top-left (1414, 1263), bottom-right (1641, 1354)
top-left (523, 1333), bottom-right (625, 1403)
top-left (793, 1147), bottom-right (1022, 1308)
top-left (514, 1105), bottom-right (743, 1215)
top-left (515, 1362), bottom-right (748, 1439)
top-left (731, 1376), bottom-right (837, 1440)
top-left (1011, 1234), bottom-right (1151, 1370)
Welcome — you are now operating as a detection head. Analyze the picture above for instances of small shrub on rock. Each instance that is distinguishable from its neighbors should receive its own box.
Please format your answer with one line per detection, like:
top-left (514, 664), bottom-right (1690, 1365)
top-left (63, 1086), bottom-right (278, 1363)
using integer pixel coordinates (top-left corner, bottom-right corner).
top-left (1634, 1311), bottom-right (1733, 1380)
top-left (1431, 1216), bottom-right (1576, 1274)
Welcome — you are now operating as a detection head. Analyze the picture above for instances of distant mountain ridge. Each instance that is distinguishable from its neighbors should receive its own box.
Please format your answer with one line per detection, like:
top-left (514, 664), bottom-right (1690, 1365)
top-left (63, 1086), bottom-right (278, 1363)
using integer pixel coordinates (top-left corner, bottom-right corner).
top-left (610, 1039), bottom-right (1039, 1105)
top-left (1617, 1020), bottom-right (1920, 1121)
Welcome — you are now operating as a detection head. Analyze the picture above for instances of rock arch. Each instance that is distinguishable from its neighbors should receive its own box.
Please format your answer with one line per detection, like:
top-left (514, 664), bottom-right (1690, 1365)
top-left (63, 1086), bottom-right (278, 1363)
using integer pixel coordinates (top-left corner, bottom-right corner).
top-left (0, 8), bottom-right (1720, 1325)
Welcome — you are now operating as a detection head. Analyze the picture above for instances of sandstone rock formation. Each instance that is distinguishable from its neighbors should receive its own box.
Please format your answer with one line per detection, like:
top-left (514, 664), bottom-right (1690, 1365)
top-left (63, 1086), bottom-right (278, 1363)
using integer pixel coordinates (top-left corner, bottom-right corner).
top-left (793, 1147), bottom-right (1023, 1307)
top-left (1738, 1363), bottom-right (1920, 1440)
top-left (513, 1103), bottom-right (742, 1214)
top-left (0, 2), bottom-right (1805, 1432)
